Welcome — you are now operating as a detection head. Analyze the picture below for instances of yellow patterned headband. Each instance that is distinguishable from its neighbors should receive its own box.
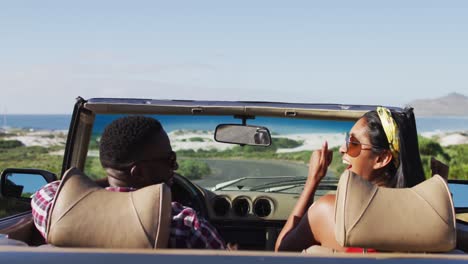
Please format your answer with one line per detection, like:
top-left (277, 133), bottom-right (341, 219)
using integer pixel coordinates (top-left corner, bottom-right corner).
top-left (376, 106), bottom-right (400, 168)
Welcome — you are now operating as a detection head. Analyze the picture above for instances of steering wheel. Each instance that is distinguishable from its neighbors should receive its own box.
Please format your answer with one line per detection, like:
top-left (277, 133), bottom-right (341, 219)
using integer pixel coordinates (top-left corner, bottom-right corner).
top-left (171, 173), bottom-right (208, 218)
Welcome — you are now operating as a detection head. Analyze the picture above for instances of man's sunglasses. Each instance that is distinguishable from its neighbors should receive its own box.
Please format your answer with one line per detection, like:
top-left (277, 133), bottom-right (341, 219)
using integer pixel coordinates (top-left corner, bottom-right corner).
top-left (344, 132), bottom-right (382, 157)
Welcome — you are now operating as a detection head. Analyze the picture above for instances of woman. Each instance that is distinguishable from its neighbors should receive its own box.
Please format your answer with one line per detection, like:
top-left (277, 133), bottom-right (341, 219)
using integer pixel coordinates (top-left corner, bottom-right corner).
top-left (274, 106), bottom-right (426, 252)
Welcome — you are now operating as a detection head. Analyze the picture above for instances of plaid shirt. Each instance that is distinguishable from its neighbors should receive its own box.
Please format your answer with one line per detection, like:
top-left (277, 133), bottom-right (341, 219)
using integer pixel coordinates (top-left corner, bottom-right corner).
top-left (31, 181), bottom-right (225, 249)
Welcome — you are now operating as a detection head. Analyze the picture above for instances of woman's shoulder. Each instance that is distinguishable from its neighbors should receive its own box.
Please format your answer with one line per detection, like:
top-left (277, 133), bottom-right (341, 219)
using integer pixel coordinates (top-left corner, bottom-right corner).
top-left (308, 193), bottom-right (345, 251)
top-left (308, 194), bottom-right (336, 228)
top-left (311, 194), bottom-right (336, 210)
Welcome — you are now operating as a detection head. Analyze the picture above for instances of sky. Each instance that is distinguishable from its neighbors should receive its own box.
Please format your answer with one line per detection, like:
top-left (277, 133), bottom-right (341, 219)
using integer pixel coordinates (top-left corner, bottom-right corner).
top-left (1, 1), bottom-right (467, 114)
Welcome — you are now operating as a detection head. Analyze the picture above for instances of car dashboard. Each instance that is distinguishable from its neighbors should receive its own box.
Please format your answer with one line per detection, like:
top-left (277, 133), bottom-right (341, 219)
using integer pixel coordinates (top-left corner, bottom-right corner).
top-left (170, 174), bottom-right (335, 250)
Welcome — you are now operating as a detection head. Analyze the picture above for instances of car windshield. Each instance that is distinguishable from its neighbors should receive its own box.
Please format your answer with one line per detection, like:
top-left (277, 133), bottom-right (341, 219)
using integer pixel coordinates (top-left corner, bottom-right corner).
top-left (84, 114), bottom-right (353, 194)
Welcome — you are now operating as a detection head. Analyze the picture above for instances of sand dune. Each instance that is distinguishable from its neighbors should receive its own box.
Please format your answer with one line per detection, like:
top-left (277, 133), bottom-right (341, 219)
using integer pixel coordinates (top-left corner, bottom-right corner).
top-left (167, 130), bottom-right (347, 152)
top-left (274, 133), bottom-right (345, 153)
top-left (421, 131), bottom-right (468, 146)
top-left (3, 130), bottom-right (67, 147)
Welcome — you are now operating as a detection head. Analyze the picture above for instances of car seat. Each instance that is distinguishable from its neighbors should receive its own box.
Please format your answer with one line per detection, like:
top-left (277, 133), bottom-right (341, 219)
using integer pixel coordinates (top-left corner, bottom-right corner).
top-left (46, 167), bottom-right (172, 249)
top-left (305, 170), bottom-right (456, 253)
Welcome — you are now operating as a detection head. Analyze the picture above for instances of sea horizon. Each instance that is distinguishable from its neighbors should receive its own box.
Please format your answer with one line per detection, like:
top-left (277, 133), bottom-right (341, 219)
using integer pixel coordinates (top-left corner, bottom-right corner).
top-left (1, 114), bottom-right (468, 134)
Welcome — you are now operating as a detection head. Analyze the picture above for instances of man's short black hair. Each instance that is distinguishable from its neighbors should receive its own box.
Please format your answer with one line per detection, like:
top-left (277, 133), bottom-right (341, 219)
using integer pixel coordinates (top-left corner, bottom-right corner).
top-left (99, 116), bottom-right (163, 169)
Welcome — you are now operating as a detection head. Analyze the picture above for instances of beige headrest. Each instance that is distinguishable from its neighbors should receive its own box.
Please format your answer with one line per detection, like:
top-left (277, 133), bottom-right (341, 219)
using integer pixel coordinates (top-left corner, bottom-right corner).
top-left (47, 167), bottom-right (172, 249)
top-left (334, 171), bottom-right (456, 252)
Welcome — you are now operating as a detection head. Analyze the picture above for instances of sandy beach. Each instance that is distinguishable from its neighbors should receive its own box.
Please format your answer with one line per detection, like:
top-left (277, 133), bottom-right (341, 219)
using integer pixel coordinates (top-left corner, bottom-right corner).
top-left (168, 130), bottom-right (235, 151)
top-left (1, 129), bottom-right (67, 148)
top-left (169, 130), bottom-right (468, 152)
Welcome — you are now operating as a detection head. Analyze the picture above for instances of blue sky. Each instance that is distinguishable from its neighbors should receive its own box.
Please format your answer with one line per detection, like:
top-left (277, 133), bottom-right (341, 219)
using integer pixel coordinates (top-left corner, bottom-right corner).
top-left (1, 1), bottom-right (467, 113)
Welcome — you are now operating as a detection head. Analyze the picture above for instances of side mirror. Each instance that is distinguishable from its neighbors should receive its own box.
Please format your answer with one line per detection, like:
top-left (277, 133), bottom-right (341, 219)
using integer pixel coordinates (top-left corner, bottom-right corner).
top-left (448, 181), bottom-right (468, 211)
top-left (214, 124), bottom-right (272, 146)
top-left (1, 168), bottom-right (57, 199)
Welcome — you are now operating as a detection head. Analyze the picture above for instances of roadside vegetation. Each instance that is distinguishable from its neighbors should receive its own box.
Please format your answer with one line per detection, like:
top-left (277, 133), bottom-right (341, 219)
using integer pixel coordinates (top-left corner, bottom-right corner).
top-left (0, 139), bottom-right (63, 174)
top-left (0, 136), bottom-right (467, 182)
top-left (175, 137), bottom-right (468, 180)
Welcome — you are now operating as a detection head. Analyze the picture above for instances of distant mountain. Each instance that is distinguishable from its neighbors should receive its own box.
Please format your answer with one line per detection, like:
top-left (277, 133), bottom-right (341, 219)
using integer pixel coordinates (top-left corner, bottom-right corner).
top-left (407, 92), bottom-right (468, 117)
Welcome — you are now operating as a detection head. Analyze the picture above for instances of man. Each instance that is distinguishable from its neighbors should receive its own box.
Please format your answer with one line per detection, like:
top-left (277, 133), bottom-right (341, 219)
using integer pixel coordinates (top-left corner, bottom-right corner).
top-left (31, 116), bottom-right (225, 249)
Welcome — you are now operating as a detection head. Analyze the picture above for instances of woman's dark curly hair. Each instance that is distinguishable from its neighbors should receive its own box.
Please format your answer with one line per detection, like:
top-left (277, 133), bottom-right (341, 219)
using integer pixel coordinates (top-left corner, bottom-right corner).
top-left (362, 107), bottom-right (425, 188)
top-left (99, 116), bottom-right (163, 169)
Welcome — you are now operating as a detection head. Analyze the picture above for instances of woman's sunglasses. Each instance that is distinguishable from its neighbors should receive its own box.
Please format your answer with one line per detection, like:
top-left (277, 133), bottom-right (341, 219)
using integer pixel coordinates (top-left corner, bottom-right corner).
top-left (344, 132), bottom-right (382, 157)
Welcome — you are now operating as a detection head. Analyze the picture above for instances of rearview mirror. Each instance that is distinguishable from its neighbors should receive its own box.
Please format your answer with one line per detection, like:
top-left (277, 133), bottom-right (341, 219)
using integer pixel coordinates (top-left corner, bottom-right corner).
top-left (215, 124), bottom-right (271, 146)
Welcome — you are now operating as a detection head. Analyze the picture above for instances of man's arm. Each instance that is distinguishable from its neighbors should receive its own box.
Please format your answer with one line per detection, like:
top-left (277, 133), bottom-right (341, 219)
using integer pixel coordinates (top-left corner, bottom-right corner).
top-left (30, 181), bottom-right (61, 239)
top-left (170, 202), bottom-right (226, 249)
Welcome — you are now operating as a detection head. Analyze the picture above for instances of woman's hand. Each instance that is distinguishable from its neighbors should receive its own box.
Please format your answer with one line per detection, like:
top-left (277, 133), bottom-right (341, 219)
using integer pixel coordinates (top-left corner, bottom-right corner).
top-left (275, 141), bottom-right (334, 252)
top-left (306, 141), bottom-right (333, 185)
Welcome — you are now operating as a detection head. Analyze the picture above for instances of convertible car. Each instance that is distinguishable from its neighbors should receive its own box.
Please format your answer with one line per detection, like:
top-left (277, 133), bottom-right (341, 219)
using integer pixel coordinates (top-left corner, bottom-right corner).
top-left (0, 97), bottom-right (467, 263)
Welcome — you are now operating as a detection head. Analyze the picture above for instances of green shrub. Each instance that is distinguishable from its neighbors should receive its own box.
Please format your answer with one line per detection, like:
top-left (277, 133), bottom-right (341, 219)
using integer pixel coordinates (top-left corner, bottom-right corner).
top-left (177, 159), bottom-right (211, 180)
top-left (0, 146), bottom-right (62, 175)
top-left (273, 137), bottom-right (303, 149)
top-left (84, 156), bottom-right (106, 180)
top-left (418, 136), bottom-right (450, 161)
top-left (444, 144), bottom-right (468, 180)
top-left (418, 136), bottom-right (467, 180)
top-left (0, 140), bottom-right (23, 149)
top-left (329, 146), bottom-right (347, 176)
top-left (188, 137), bottom-right (206, 142)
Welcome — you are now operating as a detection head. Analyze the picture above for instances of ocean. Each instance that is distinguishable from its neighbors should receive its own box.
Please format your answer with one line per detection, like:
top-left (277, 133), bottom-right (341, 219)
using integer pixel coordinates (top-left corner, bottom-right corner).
top-left (2, 114), bottom-right (468, 134)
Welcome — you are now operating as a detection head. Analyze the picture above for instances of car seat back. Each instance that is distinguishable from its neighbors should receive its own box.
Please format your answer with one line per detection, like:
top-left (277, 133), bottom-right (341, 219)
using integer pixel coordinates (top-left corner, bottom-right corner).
top-left (47, 167), bottom-right (172, 249)
top-left (334, 170), bottom-right (456, 252)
